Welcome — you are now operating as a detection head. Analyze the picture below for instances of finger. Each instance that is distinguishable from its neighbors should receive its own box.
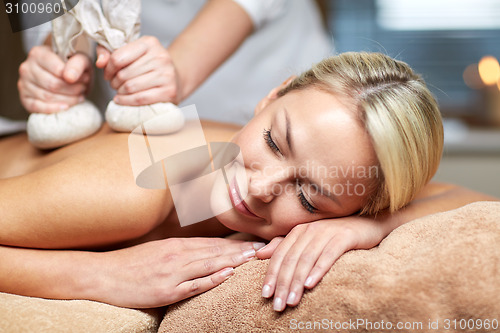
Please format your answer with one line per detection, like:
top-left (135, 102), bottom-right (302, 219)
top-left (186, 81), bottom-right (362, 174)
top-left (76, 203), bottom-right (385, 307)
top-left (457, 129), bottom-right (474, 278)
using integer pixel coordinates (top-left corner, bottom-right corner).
top-left (261, 234), bottom-right (302, 300)
top-left (304, 236), bottom-right (351, 290)
top-left (79, 71), bottom-right (91, 86)
top-left (103, 41), bottom-right (148, 81)
top-left (186, 243), bottom-right (256, 265)
top-left (28, 46), bottom-right (65, 77)
top-left (64, 53), bottom-right (91, 83)
top-left (113, 86), bottom-right (176, 106)
top-left (181, 245), bottom-right (258, 282)
top-left (110, 49), bottom-right (172, 90)
top-left (116, 70), bottom-right (175, 96)
top-left (283, 236), bottom-right (334, 308)
top-left (174, 237), bottom-right (265, 252)
top-left (24, 80), bottom-right (84, 107)
top-left (21, 96), bottom-right (69, 114)
top-left (256, 237), bottom-right (283, 259)
top-left (174, 267), bottom-right (234, 302)
top-left (109, 53), bottom-right (156, 90)
top-left (27, 63), bottom-right (73, 94)
top-left (19, 80), bottom-right (73, 113)
top-left (25, 76), bottom-right (87, 99)
top-left (96, 45), bottom-right (111, 68)
top-left (270, 234), bottom-right (314, 311)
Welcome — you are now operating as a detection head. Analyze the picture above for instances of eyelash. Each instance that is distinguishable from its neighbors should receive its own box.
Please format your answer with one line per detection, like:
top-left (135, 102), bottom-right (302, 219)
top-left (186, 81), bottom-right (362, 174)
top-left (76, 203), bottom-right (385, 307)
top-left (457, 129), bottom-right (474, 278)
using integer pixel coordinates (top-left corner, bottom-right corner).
top-left (298, 189), bottom-right (317, 214)
top-left (263, 128), bottom-right (281, 155)
top-left (263, 128), bottom-right (317, 214)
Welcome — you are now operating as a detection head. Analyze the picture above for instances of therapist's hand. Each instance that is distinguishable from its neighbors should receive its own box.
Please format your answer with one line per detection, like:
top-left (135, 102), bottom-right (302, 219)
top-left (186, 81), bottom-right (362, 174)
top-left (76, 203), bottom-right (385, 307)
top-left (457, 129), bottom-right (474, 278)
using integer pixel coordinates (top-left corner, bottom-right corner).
top-left (96, 36), bottom-right (180, 106)
top-left (18, 45), bottom-right (91, 114)
top-left (94, 237), bottom-right (262, 308)
top-left (256, 215), bottom-right (391, 312)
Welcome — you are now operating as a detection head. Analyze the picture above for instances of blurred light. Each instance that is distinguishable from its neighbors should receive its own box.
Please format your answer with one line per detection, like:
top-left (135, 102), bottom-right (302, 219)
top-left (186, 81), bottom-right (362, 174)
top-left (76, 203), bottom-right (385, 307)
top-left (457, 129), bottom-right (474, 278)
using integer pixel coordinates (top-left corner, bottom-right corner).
top-left (463, 63), bottom-right (484, 90)
top-left (478, 56), bottom-right (500, 85)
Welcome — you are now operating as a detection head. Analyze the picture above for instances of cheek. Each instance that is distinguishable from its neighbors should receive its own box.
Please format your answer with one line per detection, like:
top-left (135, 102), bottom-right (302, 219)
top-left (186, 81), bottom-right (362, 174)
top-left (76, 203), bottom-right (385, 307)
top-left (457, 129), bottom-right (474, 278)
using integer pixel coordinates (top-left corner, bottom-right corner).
top-left (266, 200), bottom-right (313, 235)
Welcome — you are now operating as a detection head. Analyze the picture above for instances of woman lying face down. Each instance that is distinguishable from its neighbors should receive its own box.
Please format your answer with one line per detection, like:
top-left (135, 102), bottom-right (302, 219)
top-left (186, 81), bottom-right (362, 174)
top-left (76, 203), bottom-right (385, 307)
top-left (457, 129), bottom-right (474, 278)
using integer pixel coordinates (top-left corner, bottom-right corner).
top-left (1, 52), bottom-right (493, 311)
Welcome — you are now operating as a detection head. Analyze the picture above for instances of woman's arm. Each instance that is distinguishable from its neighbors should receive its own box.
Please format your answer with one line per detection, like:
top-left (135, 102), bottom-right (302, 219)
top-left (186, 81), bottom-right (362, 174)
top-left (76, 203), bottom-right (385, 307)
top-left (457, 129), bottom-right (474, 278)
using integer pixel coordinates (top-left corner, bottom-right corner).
top-left (256, 183), bottom-right (499, 311)
top-left (0, 238), bottom-right (262, 308)
top-left (367, 182), bottom-right (499, 237)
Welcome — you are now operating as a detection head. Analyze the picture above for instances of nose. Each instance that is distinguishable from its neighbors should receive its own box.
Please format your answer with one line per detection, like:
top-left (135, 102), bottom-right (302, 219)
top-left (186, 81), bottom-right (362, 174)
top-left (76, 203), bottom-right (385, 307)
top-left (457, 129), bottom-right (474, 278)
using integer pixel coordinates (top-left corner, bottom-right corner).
top-left (247, 165), bottom-right (293, 203)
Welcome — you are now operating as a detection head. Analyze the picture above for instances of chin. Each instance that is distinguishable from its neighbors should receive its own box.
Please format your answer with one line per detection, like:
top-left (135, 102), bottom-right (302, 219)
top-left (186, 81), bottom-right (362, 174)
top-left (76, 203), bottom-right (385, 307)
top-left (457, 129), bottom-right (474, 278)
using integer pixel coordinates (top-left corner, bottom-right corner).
top-left (214, 210), bottom-right (245, 232)
top-left (216, 213), bottom-right (277, 240)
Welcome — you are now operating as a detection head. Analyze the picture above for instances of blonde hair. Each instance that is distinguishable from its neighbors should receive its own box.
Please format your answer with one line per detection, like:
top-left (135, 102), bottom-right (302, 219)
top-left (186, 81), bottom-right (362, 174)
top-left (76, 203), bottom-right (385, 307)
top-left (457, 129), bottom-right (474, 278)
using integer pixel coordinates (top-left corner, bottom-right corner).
top-left (279, 52), bottom-right (443, 215)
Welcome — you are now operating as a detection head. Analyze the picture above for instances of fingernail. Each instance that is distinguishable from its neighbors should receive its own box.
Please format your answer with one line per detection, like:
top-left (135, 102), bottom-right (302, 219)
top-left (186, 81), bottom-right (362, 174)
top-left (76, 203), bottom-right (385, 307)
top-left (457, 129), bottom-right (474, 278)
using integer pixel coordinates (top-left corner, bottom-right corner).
top-left (286, 292), bottom-right (296, 305)
top-left (304, 276), bottom-right (313, 288)
top-left (242, 249), bottom-right (255, 260)
top-left (273, 297), bottom-right (283, 311)
top-left (59, 104), bottom-right (69, 111)
top-left (78, 96), bottom-right (84, 103)
top-left (261, 284), bottom-right (272, 298)
top-left (97, 54), bottom-right (104, 63)
top-left (253, 242), bottom-right (266, 251)
top-left (220, 267), bottom-right (234, 279)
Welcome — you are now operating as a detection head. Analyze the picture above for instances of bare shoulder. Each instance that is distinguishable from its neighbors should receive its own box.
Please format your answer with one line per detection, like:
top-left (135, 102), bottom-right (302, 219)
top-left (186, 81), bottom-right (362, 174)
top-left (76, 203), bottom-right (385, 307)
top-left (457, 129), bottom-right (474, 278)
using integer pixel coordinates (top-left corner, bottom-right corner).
top-left (0, 120), bottom-right (241, 179)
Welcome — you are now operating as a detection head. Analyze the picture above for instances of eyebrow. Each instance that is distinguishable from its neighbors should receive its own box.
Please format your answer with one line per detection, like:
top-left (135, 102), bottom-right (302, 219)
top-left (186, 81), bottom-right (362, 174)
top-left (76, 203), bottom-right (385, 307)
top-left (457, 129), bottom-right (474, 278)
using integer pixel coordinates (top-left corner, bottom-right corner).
top-left (284, 108), bottom-right (295, 157)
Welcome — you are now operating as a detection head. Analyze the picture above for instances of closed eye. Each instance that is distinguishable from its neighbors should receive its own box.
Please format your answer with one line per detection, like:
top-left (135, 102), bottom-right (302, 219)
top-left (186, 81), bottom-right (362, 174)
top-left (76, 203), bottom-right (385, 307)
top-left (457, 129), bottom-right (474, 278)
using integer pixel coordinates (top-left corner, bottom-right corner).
top-left (298, 184), bottom-right (317, 214)
top-left (263, 128), bottom-right (282, 156)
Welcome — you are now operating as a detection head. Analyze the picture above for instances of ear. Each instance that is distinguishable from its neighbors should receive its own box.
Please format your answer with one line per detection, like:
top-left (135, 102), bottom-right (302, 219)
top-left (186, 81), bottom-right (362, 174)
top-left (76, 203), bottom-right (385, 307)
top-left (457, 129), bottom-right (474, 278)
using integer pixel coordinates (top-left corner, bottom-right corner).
top-left (254, 76), bottom-right (296, 116)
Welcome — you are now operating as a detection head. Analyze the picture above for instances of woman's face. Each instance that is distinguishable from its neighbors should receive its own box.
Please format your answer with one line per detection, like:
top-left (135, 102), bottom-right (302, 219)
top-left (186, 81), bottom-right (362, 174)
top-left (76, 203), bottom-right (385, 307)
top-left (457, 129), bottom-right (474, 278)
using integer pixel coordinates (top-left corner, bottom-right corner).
top-left (212, 85), bottom-right (378, 240)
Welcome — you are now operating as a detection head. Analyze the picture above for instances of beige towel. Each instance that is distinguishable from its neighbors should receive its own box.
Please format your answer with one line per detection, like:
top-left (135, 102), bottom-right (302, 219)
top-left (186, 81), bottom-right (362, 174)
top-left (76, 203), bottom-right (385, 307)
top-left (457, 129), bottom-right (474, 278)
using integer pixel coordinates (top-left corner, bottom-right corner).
top-left (159, 201), bottom-right (500, 333)
top-left (0, 292), bottom-right (163, 333)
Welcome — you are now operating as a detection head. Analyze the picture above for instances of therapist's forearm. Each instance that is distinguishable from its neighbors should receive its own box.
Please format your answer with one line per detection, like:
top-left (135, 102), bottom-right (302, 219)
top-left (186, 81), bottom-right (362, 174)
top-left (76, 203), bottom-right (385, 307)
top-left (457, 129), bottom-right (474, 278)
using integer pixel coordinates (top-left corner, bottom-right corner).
top-left (375, 182), bottom-right (499, 236)
top-left (168, 0), bottom-right (254, 101)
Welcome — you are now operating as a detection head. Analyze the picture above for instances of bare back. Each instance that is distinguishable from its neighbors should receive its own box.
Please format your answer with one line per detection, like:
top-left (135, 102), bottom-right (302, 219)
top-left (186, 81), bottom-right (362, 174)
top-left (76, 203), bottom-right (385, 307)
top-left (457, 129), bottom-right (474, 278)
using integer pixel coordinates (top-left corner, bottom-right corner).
top-left (0, 121), bottom-right (242, 249)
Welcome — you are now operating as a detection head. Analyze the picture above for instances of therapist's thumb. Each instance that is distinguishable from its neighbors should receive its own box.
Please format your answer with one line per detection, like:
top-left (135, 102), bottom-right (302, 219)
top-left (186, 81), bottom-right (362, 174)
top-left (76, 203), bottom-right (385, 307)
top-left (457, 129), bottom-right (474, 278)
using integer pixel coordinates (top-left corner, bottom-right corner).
top-left (63, 53), bottom-right (91, 84)
top-left (95, 45), bottom-right (111, 69)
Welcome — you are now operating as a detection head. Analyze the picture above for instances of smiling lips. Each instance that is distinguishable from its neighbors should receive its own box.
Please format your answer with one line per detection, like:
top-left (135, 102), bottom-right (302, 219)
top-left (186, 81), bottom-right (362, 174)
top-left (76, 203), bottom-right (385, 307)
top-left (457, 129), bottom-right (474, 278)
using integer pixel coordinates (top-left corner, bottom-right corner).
top-left (229, 175), bottom-right (258, 218)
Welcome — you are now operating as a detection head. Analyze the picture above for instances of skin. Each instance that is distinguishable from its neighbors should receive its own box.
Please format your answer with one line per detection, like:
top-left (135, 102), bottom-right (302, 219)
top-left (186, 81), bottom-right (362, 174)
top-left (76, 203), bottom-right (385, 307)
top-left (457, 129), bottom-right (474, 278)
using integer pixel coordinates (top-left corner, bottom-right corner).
top-left (96, 0), bottom-right (253, 105)
top-left (0, 121), bottom-right (267, 308)
top-left (17, 46), bottom-right (91, 113)
top-left (2, 77), bottom-right (498, 310)
top-left (211, 81), bottom-right (500, 311)
top-left (17, 0), bottom-right (253, 113)
top-left (11, 2), bottom-right (500, 308)
top-left (214, 85), bottom-right (378, 239)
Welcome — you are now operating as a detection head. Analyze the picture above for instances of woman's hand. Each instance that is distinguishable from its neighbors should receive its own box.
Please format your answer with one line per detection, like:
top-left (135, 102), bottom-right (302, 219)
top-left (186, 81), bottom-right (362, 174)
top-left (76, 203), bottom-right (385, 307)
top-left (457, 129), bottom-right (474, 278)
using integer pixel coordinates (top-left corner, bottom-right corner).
top-left (92, 237), bottom-right (264, 308)
top-left (256, 215), bottom-right (392, 312)
top-left (18, 45), bottom-right (91, 113)
top-left (96, 36), bottom-right (180, 106)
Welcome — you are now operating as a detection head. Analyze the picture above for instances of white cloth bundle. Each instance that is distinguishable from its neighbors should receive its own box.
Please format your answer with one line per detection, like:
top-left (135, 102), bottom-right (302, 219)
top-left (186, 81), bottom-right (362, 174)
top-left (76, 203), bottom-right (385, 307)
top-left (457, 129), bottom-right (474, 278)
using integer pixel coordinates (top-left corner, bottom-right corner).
top-left (106, 101), bottom-right (184, 134)
top-left (28, 0), bottom-right (184, 149)
top-left (27, 100), bottom-right (103, 149)
top-left (27, 1), bottom-right (103, 149)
